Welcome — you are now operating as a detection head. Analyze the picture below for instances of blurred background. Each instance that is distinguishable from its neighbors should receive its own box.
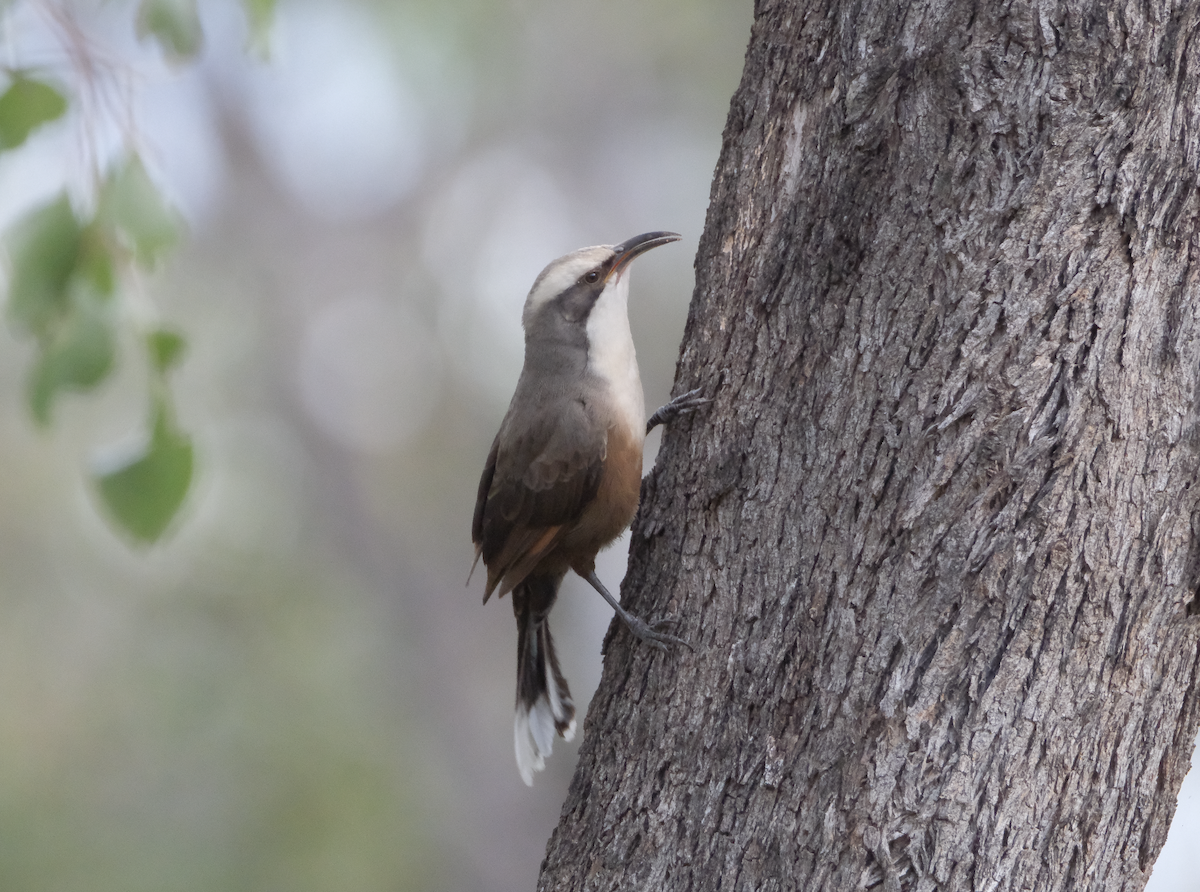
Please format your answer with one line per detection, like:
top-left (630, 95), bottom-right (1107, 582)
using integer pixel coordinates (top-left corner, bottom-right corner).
top-left (0, 1), bottom-right (1195, 891)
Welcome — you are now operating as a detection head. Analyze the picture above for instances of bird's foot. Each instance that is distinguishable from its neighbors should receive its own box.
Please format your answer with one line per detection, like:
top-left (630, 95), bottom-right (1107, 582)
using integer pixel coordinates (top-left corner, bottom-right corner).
top-left (646, 387), bottom-right (711, 434)
top-left (621, 613), bottom-right (692, 651)
top-left (581, 569), bottom-right (693, 652)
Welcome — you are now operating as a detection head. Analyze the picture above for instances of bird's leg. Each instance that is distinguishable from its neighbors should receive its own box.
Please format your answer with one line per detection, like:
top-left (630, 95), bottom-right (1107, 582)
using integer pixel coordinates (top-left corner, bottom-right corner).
top-left (581, 570), bottom-right (690, 651)
top-left (646, 387), bottom-right (711, 435)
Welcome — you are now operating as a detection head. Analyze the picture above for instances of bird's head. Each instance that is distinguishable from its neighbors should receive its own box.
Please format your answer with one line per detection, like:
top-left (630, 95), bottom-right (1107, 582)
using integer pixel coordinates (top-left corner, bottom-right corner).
top-left (521, 232), bottom-right (681, 332)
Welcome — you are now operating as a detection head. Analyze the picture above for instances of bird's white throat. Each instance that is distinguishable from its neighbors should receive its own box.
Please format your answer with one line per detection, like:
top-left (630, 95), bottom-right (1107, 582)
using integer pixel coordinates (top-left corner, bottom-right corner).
top-left (586, 273), bottom-right (645, 440)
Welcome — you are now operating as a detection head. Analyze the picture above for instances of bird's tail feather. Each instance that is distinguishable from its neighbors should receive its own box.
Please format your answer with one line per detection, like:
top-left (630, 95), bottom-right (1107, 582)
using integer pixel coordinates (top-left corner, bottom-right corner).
top-left (513, 585), bottom-right (575, 785)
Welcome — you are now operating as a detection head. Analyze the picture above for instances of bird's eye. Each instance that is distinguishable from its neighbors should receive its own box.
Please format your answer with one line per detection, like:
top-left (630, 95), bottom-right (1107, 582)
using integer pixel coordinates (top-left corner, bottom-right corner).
top-left (584, 270), bottom-right (601, 284)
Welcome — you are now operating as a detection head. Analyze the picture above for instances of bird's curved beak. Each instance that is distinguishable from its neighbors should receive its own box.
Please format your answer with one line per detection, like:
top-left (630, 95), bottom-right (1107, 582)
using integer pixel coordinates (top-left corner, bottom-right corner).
top-left (607, 231), bottom-right (682, 281)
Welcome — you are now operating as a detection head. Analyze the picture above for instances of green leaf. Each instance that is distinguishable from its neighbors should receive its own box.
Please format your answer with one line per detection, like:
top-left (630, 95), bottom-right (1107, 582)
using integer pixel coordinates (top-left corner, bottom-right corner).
top-left (136, 0), bottom-right (204, 64)
top-left (94, 399), bottom-right (194, 543)
top-left (5, 193), bottom-right (83, 338)
top-left (242, 0), bottom-right (275, 57)
top-left (98, 156), bottom-right (181, 268)
top-left (26, 285), bottom-right (116, 425)
top-left (77, 224), bottom-right (117, 297)
top-left (0, 74), bottom-right (67, 150)
top-left (147, 328), bottom-right (186, 373)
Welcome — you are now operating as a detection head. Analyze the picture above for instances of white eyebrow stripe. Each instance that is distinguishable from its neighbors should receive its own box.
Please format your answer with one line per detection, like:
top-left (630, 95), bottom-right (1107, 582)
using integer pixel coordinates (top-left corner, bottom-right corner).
top-left (523, 246), bottom-right (613, 320)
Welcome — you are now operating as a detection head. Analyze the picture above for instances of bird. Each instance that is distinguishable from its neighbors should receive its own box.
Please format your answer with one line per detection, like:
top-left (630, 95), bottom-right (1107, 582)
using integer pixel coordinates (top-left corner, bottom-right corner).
top-left (471, 231), bottom-right (706, 785)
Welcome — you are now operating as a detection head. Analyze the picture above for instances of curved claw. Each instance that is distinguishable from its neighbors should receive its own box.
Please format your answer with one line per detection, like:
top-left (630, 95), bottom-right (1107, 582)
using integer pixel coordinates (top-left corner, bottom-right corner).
top-left (625, 615), bottom-right (692, 652)
top-left (646, 387), bottom-right (713, 434)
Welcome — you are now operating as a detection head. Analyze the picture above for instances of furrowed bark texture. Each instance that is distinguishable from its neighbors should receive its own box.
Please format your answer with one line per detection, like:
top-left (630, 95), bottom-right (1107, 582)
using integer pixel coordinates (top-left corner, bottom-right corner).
top-left (539, 1), bottom-right (1200, 891)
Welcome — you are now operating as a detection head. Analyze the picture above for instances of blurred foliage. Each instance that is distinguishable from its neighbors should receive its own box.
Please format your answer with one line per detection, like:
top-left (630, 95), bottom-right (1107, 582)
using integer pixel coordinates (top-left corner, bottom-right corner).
top-left (4, 165), bottom-right (189, 541)
top-left (6, 192), bottom-right (116, 425)
top-left (0, 73), bottom-right (67, 149)
top-left (100, 155), bottom-right (183, 267)
top-left (1, 2), bottom-right (271, 543)
top-left (242, 0), bottom-right (277, 56)
top-left (0, 2), bottom-right (461, 884)
top-left (136, 0), bottom-right (204, 63)
top-left (94, 389), bottom-right (193, 544)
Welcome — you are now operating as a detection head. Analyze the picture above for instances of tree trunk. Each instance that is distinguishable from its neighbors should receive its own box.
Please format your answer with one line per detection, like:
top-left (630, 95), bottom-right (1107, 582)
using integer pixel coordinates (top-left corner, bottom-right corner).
top-left (537, 0), bottom-right (1200, 890)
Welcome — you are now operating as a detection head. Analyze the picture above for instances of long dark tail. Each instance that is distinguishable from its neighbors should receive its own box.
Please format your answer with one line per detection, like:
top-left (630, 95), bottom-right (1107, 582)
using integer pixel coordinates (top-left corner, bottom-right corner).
top-left (512, 574), bottom-right (575, 785)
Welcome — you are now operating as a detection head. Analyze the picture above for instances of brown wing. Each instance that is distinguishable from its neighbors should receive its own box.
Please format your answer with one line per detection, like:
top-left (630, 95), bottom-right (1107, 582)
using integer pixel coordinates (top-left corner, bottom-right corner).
top-left (473, 398), bottom-right (605, 601)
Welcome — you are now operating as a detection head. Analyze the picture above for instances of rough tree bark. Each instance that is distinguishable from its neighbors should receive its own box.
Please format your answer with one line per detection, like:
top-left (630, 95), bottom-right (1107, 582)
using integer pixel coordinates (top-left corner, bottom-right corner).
top-left (537, 0), bottom-right (1200, 890)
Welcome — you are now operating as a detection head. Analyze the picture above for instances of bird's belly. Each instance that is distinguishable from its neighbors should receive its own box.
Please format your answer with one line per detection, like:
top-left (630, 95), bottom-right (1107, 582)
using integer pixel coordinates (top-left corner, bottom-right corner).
top-left (562, 421), bottom-right (643, 556)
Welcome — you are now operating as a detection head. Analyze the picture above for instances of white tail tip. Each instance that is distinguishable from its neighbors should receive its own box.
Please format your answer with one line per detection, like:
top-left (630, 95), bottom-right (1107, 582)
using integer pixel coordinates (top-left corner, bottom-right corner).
top-left (514, 696), bottom-right (576, 785)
